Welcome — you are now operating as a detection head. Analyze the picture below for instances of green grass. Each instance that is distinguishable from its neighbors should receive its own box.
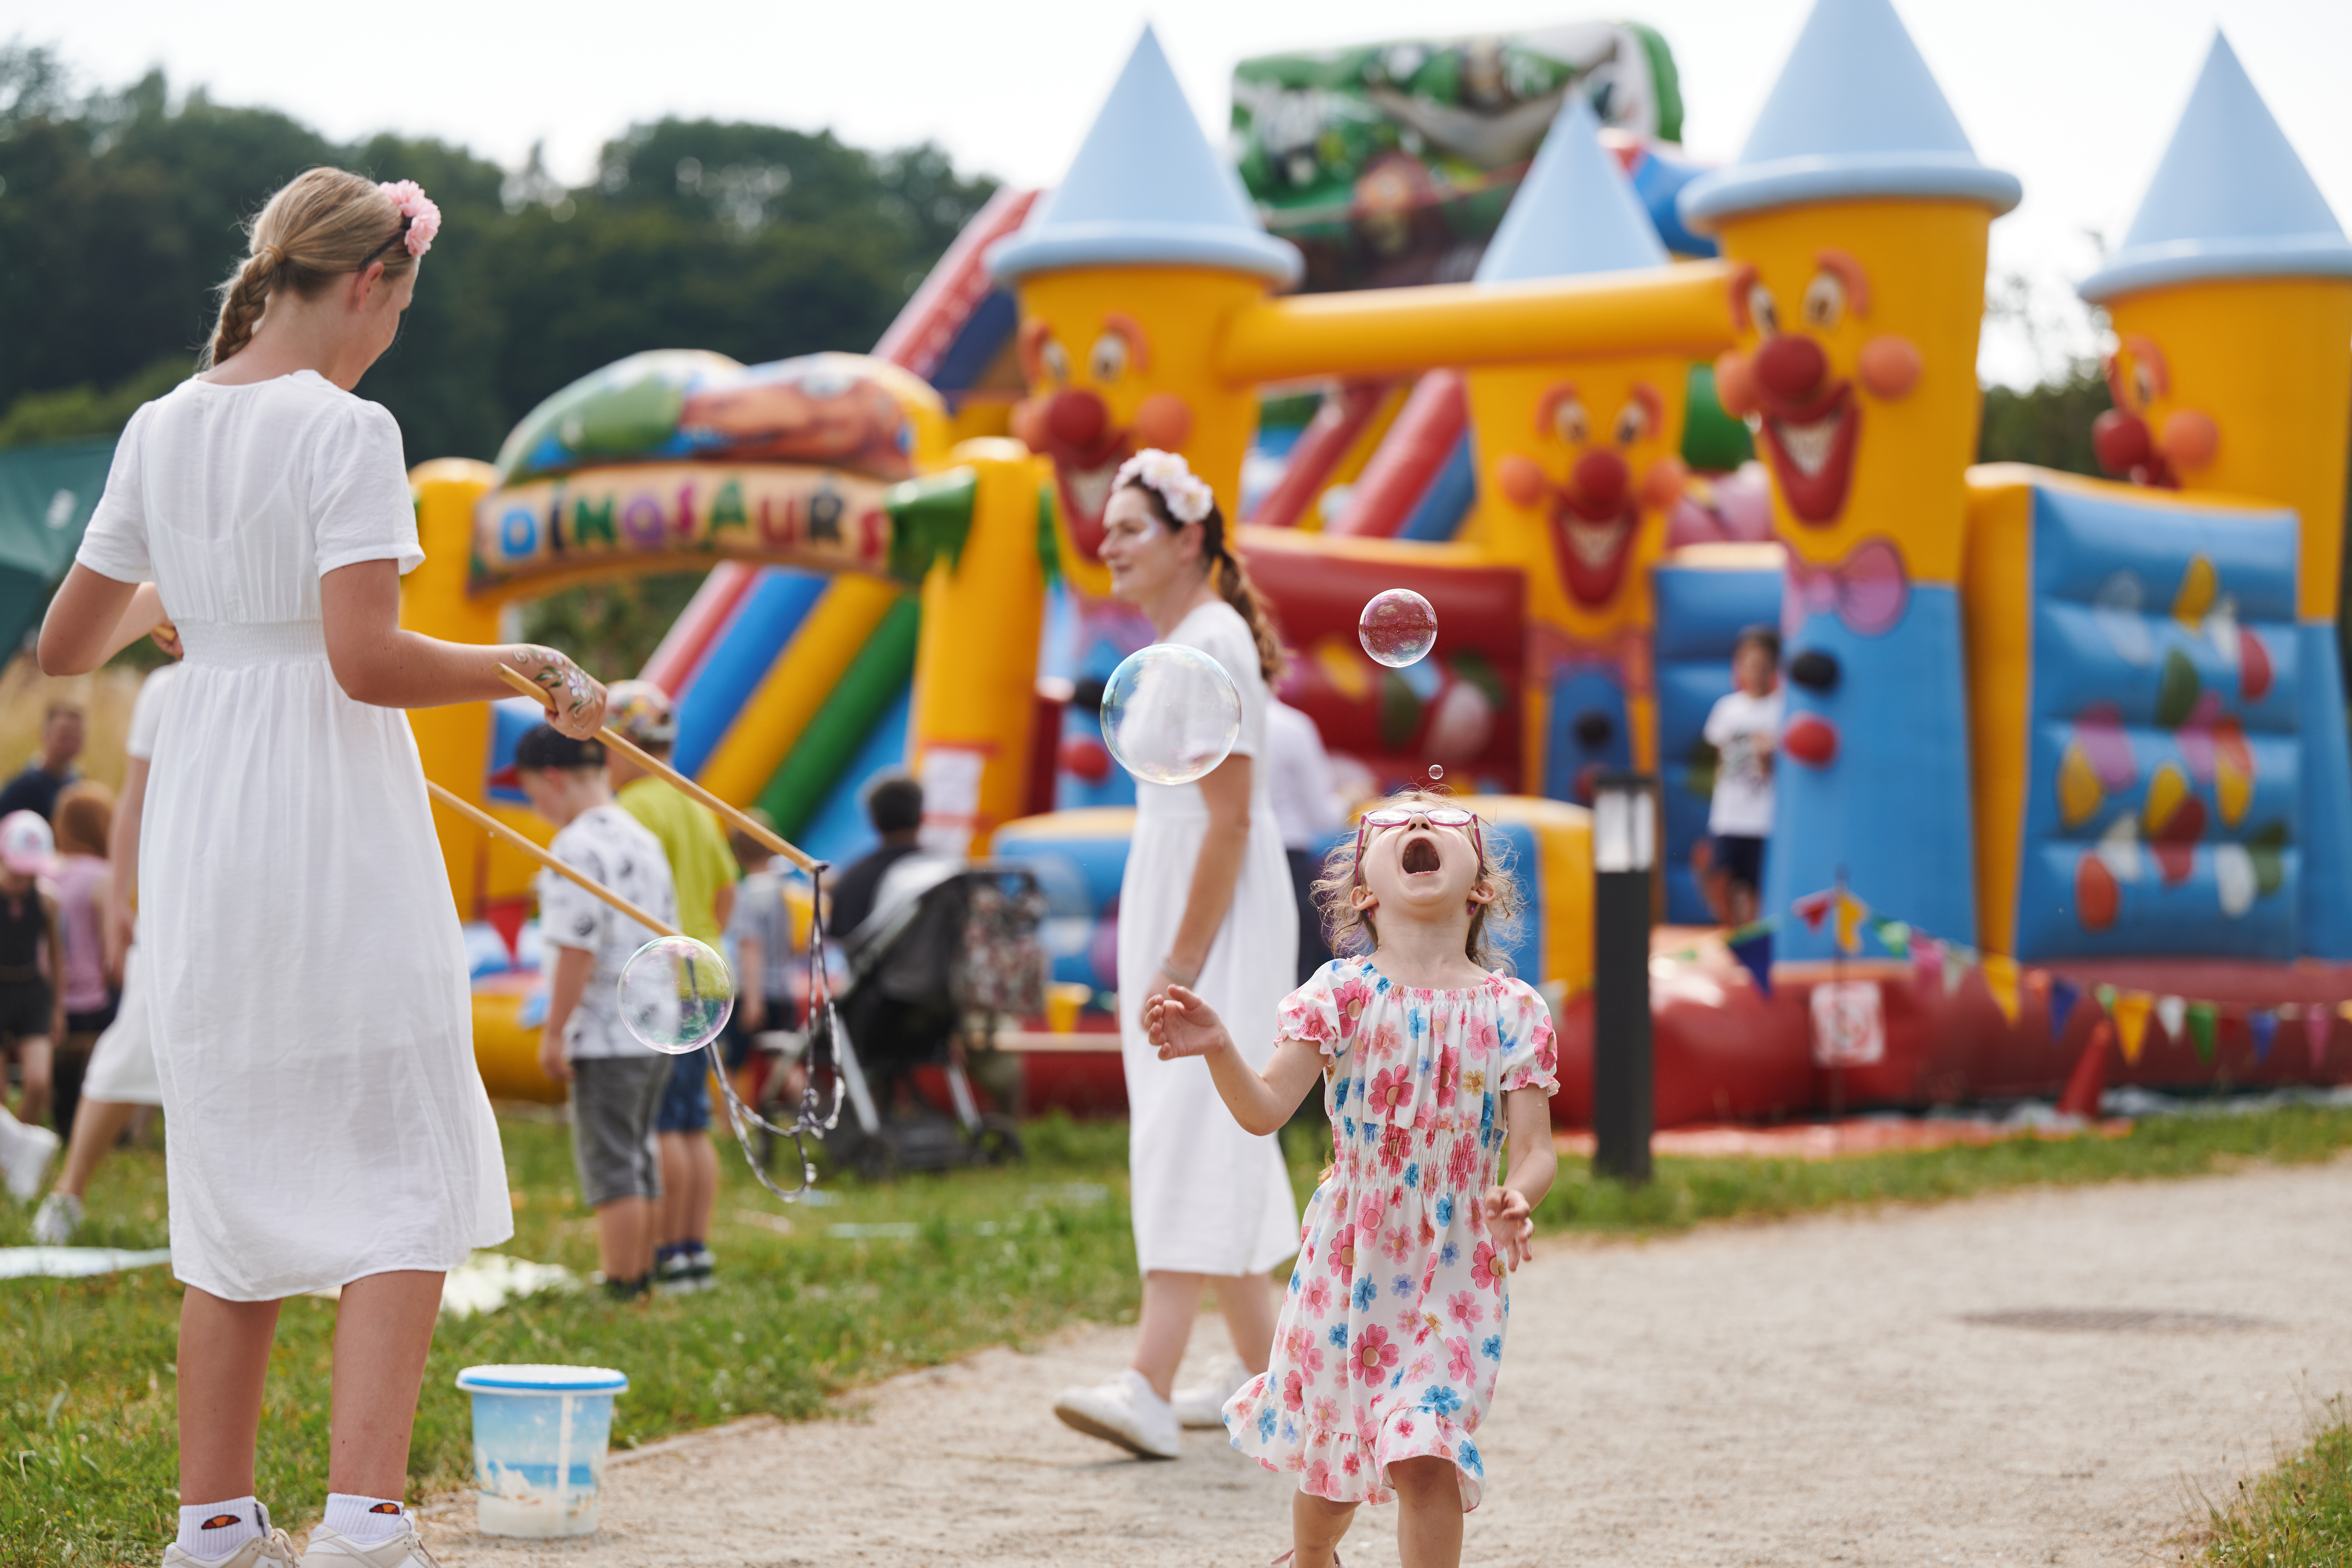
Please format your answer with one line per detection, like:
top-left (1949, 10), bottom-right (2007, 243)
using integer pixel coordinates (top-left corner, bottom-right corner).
top-left (2197, 1399), bottom-right (2352, 1564)
top-left (10, 1102), bottom-right (2352, 1567)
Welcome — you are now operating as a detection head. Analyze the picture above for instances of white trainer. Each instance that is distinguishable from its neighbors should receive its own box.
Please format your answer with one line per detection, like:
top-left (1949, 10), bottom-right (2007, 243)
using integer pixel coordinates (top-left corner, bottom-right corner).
top-left (160, 1506), bottom-right (299, 1568)
top-left (1171, 1352), bottom-right (1252, 1430)
top-left (0, 1112), bottom-right (59, 1203)
top-left (1052, 1368), bottom-right (1181, 1459)
top-left (32, 1189), bottom-right (82, 1244)
top-left (301, 1519), bottom-right (441, 1567)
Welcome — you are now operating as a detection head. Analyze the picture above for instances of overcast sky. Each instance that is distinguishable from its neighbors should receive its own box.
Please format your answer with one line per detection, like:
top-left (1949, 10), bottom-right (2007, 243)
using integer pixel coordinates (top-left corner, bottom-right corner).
top-left (10, 0), bottom-right (2349, 387)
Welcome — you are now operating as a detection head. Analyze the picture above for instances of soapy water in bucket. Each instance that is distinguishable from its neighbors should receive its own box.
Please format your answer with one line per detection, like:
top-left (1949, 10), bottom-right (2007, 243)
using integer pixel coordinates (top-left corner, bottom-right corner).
top-left (1100, 644), bottom-right (1242, 786)
top-left (619, 935), bottom-right (735, 1054)
top-left (1359, 589), bottom-right (1438, 668)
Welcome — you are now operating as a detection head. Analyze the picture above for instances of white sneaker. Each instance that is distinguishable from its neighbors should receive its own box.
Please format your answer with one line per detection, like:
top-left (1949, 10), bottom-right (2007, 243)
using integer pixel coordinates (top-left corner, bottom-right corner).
top-left (1052, 1368), bottom-right (1181, 1459)
top-left (1171, 1352), bottom-right (1252, 1430)
top-left (31, 1189), bottom-right (82, 1244)
top-left (161, 1506), bottom-right (300, 1567)
top-left (301, 1519), bottom-right (441, 1567)
top-left (0, 1113), bottom-right (59, 1203)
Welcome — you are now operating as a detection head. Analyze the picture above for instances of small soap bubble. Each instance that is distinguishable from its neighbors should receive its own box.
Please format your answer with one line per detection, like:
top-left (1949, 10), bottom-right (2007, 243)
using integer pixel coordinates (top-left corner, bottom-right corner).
top-left (1359, 589), bottom-right (1438, 668)
top-left (619, 935), bottom-right (735, 1055)
top-left (1100, 644), bottom-right (1243, 786)
top-left (1428, 764), bottom-right (1444, 782)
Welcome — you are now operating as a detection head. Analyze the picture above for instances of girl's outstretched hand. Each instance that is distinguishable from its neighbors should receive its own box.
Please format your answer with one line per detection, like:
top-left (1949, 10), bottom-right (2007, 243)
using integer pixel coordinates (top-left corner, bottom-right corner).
top-left (1482, 1185), bottom-right (1535, 1269)
top-left (1149, 984), bottom-right (1233, 1062)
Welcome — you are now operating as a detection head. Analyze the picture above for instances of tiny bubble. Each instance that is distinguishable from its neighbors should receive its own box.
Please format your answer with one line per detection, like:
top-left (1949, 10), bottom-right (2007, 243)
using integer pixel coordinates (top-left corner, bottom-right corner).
top-left (1427, 765), bottom-right (1443, 781)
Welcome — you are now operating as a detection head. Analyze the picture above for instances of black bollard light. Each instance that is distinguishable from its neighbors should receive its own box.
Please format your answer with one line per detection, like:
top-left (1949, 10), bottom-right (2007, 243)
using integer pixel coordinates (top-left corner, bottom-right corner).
top-left (1590, 770), bottom-right (1656, 1185)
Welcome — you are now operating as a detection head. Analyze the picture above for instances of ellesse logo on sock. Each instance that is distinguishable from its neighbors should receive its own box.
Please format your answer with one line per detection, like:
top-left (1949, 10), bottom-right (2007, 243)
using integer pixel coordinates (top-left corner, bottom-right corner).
top-left (368, 1503), bottom-right (402, 1514)
top-left (200, 1515), bottom-right (242, 1530)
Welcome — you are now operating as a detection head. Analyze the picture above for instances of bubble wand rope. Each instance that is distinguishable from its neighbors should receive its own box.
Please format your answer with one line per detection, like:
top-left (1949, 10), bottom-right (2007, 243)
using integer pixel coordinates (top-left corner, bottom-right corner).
top-left (701, 860), bottom-right (844, 1204)
top-left (495, 663), bottom-right (820, 874)
top-left (428, 780), bottom-right (840, 1203)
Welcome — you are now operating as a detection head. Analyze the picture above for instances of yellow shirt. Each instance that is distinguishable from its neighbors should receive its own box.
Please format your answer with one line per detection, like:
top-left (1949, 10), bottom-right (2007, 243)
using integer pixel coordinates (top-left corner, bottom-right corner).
top-left (617, 777), bottom-right (736, 947)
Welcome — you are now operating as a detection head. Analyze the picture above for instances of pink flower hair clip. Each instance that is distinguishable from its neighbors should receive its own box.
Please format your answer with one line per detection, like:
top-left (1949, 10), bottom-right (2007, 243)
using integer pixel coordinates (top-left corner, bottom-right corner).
top-left (378, 180), bottom-right (441, 258)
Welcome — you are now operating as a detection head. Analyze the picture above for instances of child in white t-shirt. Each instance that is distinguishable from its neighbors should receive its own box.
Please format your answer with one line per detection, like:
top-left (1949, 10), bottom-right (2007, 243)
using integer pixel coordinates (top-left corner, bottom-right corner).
top-left (514, 724), bottom-right (679, 1301)
top-left (1700, 625), bottom-right (1784, 926)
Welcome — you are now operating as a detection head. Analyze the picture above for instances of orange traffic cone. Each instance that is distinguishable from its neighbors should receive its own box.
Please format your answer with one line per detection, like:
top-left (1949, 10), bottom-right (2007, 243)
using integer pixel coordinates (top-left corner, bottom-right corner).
top-left (2057, 1020), bottom-right (2112, 1120)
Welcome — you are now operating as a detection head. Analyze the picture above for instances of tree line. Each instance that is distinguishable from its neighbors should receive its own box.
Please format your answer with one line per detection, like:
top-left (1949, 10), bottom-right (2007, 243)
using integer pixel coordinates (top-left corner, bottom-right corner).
top-left (0, 45), bottom-right (999, 465)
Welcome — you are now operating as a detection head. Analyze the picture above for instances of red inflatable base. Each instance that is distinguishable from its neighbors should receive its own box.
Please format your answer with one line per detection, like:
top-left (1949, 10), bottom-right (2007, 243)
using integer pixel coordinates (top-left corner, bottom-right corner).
top-left (1548, 930), bottom-right (2352, 1129)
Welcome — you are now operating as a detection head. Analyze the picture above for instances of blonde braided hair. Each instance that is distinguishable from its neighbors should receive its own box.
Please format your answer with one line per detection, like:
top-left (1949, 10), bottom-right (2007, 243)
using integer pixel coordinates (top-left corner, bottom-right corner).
top-left (200, 169), bottom-right (419, 370)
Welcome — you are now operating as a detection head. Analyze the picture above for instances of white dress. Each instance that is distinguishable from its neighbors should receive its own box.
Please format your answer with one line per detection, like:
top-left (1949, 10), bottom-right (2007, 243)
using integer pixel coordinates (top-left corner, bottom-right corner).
top-left (1116, 601), bottom-right (1300, 1276)
top-left (78, 370), bottom-right (511, 1301)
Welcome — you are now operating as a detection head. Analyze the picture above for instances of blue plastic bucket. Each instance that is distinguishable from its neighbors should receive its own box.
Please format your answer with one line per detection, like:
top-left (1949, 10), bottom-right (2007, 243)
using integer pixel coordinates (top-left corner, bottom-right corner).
top-left (454, 1364), bottom-right (628, 1537)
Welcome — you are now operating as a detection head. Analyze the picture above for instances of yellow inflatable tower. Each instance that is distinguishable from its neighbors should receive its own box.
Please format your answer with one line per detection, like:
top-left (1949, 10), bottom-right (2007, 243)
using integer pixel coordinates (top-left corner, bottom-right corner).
top-left (2076, 32), bottom-right (2352, 958)
top-left (1460, 96), bottom-right (1690, 799)
top-left (1677, 0), bottom-right (2021, 967)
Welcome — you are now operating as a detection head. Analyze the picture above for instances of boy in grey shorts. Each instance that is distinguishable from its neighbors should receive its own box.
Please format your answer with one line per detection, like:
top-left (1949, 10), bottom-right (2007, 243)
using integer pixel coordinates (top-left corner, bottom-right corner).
top-left (514, 725), bottom-right (681, 1301)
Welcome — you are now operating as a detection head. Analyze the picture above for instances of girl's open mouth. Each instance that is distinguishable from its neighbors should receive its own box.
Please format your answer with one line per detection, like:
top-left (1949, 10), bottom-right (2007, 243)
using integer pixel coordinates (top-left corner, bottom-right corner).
top-left (1401, 837), bottom-right (1441, 875)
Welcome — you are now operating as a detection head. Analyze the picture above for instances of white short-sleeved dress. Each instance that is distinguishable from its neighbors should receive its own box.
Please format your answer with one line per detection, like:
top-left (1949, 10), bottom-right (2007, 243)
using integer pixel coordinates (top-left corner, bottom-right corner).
top-left (77, 370), bottom-right (510, 1301)
top-left (1115, 601), bottom-right (1299, 1276)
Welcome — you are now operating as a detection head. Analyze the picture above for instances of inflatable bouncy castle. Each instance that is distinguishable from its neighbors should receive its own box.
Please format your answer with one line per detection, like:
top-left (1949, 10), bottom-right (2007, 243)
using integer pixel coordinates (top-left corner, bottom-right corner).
top-left (407, 2), bottom-right (2352, 1121)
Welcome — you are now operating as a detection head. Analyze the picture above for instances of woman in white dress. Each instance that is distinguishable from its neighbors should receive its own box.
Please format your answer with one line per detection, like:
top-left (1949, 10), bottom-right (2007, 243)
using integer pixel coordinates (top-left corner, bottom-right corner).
top-left (40, 169), bottom-right (606, 1568)
top-left (1052, 450), bottom-right (1300, 1459)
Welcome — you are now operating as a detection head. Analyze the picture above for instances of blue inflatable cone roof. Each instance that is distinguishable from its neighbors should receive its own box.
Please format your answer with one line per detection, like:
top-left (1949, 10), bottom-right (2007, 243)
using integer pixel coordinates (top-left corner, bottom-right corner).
top-left (2079, 34), bottom-right (2352, 302)
top-left (1476, 96), bottom-right (1668, 283)
top-left (1678, 0), bottom-right (2019, 231)
top-left (987, 26), bottom-right (1301, 287)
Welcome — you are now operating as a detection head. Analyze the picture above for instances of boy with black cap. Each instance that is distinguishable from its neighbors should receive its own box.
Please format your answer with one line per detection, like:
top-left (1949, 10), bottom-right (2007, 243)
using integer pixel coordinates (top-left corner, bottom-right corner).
top-left (513, 724), bottom-right (679, 1300)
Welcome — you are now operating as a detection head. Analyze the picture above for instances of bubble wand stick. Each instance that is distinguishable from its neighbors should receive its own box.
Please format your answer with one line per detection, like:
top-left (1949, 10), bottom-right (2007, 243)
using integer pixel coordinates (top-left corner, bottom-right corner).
top-left (425, 781), bottom-right (686, 940)
top-left (494, 663), bottom-right (820, 874)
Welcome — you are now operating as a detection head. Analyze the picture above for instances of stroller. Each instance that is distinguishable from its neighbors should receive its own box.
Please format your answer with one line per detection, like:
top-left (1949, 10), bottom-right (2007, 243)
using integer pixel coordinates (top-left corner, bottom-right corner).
top-left (815, 857), bottom-right (1049, 1179)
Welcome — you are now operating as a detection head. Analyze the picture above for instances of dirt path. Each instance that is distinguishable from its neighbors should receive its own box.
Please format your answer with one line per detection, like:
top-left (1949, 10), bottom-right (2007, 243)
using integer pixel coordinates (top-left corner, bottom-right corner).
top-left (416, 1161), bottom-right (2352, 1566)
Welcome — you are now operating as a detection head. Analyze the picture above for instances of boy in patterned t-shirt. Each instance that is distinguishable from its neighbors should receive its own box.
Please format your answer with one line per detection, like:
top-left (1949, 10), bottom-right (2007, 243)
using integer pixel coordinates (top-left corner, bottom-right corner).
top-left (514, 725), bottom-right (679, 1301)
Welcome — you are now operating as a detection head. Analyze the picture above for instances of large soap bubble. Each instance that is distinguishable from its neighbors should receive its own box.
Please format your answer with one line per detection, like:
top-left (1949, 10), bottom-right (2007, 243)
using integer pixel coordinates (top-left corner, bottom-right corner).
top-left (619, 935), bottom-right (735, 1055)
top-left (1359, 589), bottom-right (1438, 668)
top-left (1100, 644), bottom-right (1242, 786)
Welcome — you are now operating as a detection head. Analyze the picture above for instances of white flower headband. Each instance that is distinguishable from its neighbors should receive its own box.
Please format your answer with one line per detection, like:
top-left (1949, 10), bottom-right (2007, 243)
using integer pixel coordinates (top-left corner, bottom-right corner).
top-left (1114, 448), bottom-right (1216, 526)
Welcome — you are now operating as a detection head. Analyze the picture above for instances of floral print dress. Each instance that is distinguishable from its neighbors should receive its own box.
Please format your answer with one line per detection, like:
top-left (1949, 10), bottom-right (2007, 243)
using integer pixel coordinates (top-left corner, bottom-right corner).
top-left (1223, 958), bottom-right (1559, 1510)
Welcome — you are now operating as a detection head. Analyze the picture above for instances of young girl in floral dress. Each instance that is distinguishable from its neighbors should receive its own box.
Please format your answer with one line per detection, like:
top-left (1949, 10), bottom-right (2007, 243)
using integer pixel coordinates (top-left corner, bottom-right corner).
top-left (1149, 790), bottom-right (1559, 1568)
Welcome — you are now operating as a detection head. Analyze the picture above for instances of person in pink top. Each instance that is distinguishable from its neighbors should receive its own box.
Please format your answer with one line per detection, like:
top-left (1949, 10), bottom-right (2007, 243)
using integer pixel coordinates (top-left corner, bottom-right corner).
top-left (49, 781), bottom-right (116, 1140)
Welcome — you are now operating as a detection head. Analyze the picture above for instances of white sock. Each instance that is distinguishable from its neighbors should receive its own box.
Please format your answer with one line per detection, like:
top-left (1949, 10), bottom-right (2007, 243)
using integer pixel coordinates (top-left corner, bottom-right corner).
top-left (178, 1498), bottom-right (263, 1559)
top-left (321, 1493), bottom-right (408, 1543)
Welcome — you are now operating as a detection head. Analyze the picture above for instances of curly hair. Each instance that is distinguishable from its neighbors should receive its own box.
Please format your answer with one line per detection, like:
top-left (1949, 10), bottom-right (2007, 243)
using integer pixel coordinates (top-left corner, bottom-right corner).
top-left (1308, 789), bottom-right (1524, 973)
top-left (200, 168), bottom-right (421, 370)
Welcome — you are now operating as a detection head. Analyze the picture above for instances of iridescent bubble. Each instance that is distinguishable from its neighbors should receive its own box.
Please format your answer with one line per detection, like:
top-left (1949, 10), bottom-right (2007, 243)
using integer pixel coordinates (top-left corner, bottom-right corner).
top-left (1100, 644), bottom-right (1243, 786)
top-left (1428, 764), bottom-right (1444, 782)
top-left (1359, 589), bottom-right (1438, 668)
top-left (619, 935), bottom-right (735, 1055)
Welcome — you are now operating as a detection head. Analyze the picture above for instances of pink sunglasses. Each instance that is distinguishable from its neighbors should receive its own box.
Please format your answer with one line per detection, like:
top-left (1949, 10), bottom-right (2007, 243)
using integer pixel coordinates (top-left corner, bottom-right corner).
top-left (1351, 806), bottom-right (1486, 886)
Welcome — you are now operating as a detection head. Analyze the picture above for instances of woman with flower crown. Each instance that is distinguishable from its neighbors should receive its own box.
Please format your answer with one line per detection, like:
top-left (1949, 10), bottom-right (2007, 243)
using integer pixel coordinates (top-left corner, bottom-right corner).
top-left (1050, 450), bottom-right (1305, 1460)
top-left (41, 169), bottom-right (608, 1568)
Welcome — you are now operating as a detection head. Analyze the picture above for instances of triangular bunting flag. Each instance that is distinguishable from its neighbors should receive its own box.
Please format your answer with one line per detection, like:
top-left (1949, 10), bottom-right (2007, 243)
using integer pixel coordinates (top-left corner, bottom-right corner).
top-left (2112, 990), bottom-right (2153, 1064)
top-left (2186, 1001), bottom-right (2218, 1064)
top-left (1833, 891), bottom-right (1870, 956)
top-left (2306, 1003), bottom-right (2332, 1070)
top-left (2337, 1000), bottom-right (2352, 1022)
top-left (1982, 954), bottom-right (2020, 1024)
top-left (2094, 983), bottom-right (2119, 1014)
top-left (2249, 1007), bottom-right (2277, 1062)
top-left (2048, 976), bottom-right (2081, 1041)
top-left (1728, 927), bottom-right (1775, 998)
top-left (2155, 994), bottom-right (2187, 1044)
top-left (1942, 947), bottom-right (1967, 996)
top-left (1875, 920), bottom-right (1911, 958)
top-left (1793, 889), bottom-right (1836, 931)
top-left (1910, 935), bottom-right (1942, 995)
